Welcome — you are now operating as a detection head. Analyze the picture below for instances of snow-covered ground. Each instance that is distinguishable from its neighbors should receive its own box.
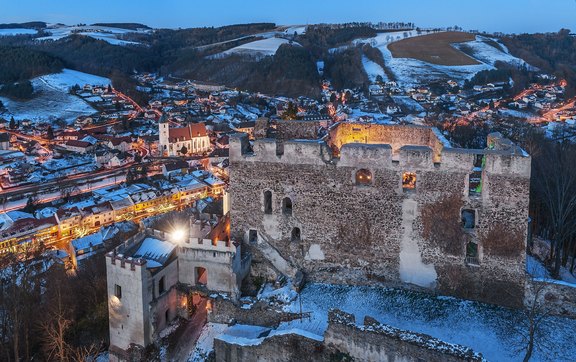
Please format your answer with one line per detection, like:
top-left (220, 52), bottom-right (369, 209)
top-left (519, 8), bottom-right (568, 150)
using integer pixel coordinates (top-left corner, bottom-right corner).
top-left (215, 38), bottom-right (301, 59)
top-left (37, 69), bottom-right (111, 92)
top-left (527, 254), bottom-right (576, 285)
top-left (37, 24), bottom-right (147, 45)
top-left (273, 283), bottom-right (576, 362)
top-left (356, 32), bottom-right (533, 87)
top-left (453, 36), bottom-right (535, 69)
top-left (380, 44), bottom-right (492, 87)
top-left (0, 69), bottom-right (110, 124)
top-left (362, 55), bottom-right (388, 82)
top-left (283, 26), bottom-right (306, 35)
top-left (188, 323), bottom-right (228, 361)
top-left (0, 28), bottom-right (37, 36)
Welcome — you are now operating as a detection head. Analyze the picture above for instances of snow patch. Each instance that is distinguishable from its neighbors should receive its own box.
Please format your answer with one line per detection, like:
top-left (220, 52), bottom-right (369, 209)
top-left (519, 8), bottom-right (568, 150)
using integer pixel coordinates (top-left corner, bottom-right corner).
top-left (0, 28), bottom-right (37, 36)
top-left (362, 55), bottom-right (388, 83)
top-left (399, 199), bottom-right (437, 288)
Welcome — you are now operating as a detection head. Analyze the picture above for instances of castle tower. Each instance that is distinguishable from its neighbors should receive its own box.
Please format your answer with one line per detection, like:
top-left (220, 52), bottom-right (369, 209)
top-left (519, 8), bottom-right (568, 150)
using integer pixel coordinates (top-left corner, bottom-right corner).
top-left (159, 114), bottom-right (169, 156)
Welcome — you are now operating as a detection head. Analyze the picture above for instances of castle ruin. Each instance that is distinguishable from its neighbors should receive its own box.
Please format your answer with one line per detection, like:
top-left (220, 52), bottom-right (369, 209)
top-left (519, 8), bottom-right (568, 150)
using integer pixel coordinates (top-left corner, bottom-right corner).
top-left (230, 122), bottom-right (531, 307)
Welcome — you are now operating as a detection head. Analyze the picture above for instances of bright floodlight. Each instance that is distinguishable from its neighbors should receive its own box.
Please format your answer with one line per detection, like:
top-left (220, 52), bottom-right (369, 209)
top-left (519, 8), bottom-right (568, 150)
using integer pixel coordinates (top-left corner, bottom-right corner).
top-left (171, 228), bottom-right (186, 243)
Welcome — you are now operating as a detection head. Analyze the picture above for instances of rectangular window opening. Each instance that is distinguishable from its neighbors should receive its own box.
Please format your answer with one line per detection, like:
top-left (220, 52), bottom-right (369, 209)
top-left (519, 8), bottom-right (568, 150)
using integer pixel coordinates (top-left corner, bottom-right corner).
top-left (115, 284), bottom-right (122, 299)
top-left (402, 172), bottom-right (416, 191)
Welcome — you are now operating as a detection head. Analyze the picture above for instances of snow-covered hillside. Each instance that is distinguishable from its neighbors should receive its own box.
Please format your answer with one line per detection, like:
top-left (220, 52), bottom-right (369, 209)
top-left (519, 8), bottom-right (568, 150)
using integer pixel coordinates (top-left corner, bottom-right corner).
top-left (0, 69), bottom-right (111, 124)
top-left (453, 35), bottom-right (536, 69)
top-left (381, 44), bottom-right (492, 87)
top-left (37, 24), bottom-right (147, 45)
top-left (215, 37), bottom-right (301, 59)
top-left (372, 33), bottom-right (534, 87)
top-left (362, 55), bottom-right (388, 82)
top-left (0, 28), bottom-right (38, 36)
top-left (37, 69), bottom-right (111, 92)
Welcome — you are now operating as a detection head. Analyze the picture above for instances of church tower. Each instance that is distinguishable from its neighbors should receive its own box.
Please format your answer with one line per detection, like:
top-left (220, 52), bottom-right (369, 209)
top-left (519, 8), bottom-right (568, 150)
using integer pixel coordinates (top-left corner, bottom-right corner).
top-left (158, 114), bottom-right (169, 156)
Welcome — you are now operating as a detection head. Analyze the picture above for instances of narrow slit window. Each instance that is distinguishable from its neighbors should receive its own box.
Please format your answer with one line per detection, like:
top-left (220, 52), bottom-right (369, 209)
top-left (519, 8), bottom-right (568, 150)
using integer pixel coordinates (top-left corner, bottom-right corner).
top-left (264, 190), bottom-right (272, 214)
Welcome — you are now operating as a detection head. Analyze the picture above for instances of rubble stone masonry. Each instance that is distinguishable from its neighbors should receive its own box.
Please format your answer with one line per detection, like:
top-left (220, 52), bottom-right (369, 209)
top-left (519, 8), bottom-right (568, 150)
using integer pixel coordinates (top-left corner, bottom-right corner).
top-left (229, 124), bottom-right (531, 307)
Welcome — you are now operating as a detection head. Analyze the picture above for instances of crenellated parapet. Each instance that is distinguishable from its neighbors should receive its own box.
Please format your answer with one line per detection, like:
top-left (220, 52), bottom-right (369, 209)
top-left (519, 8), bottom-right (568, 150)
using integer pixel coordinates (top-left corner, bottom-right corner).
top-left (230, 125), bottom-right (530, 178)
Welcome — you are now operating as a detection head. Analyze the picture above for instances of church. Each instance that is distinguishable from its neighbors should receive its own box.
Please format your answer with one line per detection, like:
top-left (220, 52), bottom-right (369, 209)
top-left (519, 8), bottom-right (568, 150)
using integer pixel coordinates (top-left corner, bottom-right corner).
top-left (158, 117), bottom-right (211, 157)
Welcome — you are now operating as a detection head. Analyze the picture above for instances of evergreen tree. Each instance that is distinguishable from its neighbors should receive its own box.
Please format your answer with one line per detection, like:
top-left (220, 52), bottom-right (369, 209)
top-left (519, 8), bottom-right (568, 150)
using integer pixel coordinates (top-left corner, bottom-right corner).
top-left (9, 116), bottom-right (15, 129)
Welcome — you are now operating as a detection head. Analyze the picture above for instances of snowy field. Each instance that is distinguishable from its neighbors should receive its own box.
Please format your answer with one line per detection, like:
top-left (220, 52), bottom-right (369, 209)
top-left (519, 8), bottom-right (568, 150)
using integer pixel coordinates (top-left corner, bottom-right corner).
top-left (355, 32), bottom-right (534, 87)
top-left (283, 26), bottom-right (306, 35)
top-left (453, 36), bottom-right (535, 69)
top-left (0, 69), bottom-right (110, 124)
top-left (362, 55), bottom-right (388, 82)
top-left (380, 44), bottom-right (492, 87)
top-left (216, 38), bottom-right (301, 59)
top-left (274, 283), bottom-right (576, 362)
top-left (0, 28), bottom-right (37, 36)
top-left (37, 24), bottom-right (147, 45)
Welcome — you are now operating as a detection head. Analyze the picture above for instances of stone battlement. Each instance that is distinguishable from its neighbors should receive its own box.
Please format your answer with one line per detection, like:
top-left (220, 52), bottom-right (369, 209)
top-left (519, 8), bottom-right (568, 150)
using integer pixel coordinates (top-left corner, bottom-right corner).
top-left (230, 124), bottom-right (530, 177)
top-left (326, 309), bottom-right (485, 362)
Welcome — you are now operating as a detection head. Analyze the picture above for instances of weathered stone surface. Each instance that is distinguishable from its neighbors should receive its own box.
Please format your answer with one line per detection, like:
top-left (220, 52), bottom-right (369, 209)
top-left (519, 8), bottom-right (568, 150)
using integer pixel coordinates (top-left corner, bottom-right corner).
top-left (213, 308), bottom-right (485, 362)
top-left (525, 279), bottom-right (576, 318)
top-left (208, 297), bottom-right (301, 327)
top-left (229, 125), bottom-right (531, 307)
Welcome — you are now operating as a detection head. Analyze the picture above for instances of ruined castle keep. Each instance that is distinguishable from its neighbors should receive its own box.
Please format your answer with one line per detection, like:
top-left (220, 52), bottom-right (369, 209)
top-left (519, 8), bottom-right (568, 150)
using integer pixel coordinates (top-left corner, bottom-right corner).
top-left (230, 122), bottom-right (531, 307)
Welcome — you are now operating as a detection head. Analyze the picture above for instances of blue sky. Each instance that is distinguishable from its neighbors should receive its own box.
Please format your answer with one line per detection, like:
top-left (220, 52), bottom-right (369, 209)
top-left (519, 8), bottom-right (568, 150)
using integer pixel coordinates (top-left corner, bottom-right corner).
top-left (1, 0), bottom-right (575, 34)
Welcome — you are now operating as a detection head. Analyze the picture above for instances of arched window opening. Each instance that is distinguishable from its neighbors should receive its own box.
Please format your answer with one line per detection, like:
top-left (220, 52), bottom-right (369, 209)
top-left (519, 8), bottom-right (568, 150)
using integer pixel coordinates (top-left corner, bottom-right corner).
top-left (264, 190), bottom-right (272, 214)
top-left (355, 169), bottom-right (372, 185)
top-left (282, 197), bottom-right (293, 216)
top-left (291, 227), bottom-right (301, 243)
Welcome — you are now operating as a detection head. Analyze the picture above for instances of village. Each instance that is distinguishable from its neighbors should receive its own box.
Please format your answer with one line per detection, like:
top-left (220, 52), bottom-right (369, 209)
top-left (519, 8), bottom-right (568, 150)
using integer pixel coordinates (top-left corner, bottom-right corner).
top-left (0, 30), bottom-right (576, 360)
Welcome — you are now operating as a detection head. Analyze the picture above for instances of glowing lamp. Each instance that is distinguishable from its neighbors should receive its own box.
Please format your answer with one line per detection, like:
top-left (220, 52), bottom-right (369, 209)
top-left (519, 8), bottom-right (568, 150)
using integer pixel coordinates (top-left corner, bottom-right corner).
top-left (171, 228), bottom-right (186, 243)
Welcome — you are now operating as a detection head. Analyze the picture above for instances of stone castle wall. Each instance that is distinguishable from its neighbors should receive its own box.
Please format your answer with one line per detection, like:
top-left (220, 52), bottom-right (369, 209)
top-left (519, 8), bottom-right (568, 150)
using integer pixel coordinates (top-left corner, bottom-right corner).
top-left (213, 309), bottom-right (484, 362)
top-left (229, 124), bottom-right (531, 307)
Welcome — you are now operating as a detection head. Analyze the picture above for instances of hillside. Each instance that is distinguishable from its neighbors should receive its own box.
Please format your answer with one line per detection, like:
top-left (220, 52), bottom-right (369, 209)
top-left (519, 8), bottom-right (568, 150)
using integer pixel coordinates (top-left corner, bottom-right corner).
top-left (0, 23), bottom-right (542, 98)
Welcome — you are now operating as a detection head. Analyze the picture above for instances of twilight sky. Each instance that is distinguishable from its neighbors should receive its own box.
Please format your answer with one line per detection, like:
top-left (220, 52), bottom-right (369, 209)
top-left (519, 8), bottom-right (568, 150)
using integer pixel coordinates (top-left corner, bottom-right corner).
top-left (1, 0), bottom-right (575, 34)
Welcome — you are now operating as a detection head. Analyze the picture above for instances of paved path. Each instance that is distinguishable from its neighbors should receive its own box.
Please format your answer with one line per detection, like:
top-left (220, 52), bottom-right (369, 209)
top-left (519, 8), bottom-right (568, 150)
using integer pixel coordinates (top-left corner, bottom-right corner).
top-left (170, 298), bottom-right (208, 362)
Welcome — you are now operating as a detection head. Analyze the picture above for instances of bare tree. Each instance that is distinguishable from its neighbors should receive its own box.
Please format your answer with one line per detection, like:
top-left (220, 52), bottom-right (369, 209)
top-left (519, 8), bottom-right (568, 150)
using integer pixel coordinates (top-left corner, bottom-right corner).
top-left (525, 132), bottom-right (576, 278)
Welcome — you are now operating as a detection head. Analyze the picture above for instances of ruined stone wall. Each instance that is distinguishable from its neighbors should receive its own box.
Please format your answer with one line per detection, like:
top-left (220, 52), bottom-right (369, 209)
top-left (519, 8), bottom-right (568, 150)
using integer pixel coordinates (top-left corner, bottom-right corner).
top-left (229, 127), bottom-right (531, 307)
top-left (212, 309), bottom-right (484, 362)
top-left (214, 332), bottom-right (325, 362)
top-left (324, 310), bottom-right (484, 362)
top-left (328, 123), bottom-right (445, 161)
top-left (525, 279), bottom-right (576, 318)
top-left (208, 297), bottom-right (301, 327)
top-left (276, 120), bottom-right (321, 142)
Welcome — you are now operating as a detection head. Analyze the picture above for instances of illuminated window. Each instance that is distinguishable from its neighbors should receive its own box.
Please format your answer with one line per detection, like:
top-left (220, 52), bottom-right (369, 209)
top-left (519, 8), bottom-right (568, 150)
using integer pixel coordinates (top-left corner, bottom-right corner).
top-left (115, 284), bottom-right (122, 299)
top-left (402, 172), bottom-right (416, 190)
top-left (355, 169), bottom-right (372, 185)
top-left (282, 197), bottom-right (293, 216)
top-left (263, 190), bottom-right (272, 214)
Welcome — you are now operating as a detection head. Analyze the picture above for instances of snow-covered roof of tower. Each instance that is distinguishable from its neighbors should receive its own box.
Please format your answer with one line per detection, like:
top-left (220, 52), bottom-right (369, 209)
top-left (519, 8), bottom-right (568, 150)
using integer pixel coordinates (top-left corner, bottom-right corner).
top-left (132, 237), bottom-right (176, 268)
